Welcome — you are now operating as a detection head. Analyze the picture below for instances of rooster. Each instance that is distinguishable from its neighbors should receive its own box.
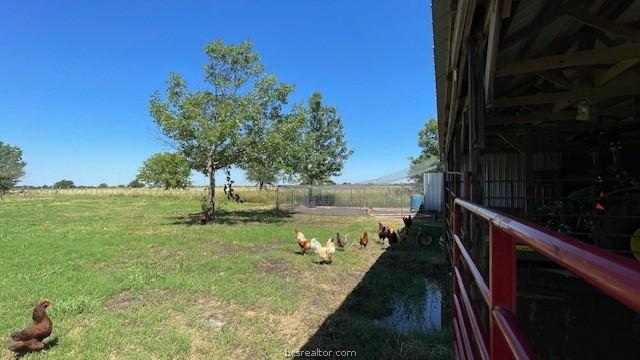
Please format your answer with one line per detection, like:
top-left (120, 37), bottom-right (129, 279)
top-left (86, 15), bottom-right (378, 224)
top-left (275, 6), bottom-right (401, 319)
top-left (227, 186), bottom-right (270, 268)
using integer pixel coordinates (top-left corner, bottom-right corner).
top-left (388, 227), bottom-right (399, 246)
top-left (377, 223), bottom-right (389, 243)
top-left (295, 228), bottom-right (312, 254)
top-left (336, 232), bottom-right (348, 249)
top-left (359, 231), bottom-right (369, 248)
top-left (5, 299), bottom-right (53, 354)
top-left (311, 238), bottom-right (336, 264)
top-left (402, 215), bottom-right (413, 228)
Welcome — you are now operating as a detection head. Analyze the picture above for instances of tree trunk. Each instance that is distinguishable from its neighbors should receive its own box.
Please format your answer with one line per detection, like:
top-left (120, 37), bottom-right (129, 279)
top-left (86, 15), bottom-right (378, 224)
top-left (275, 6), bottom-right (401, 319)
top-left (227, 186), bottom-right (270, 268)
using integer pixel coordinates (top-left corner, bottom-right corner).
top-left (204, 156), bottom-right (216, 223)
top-left (259, 181), bottom-right (264, 191)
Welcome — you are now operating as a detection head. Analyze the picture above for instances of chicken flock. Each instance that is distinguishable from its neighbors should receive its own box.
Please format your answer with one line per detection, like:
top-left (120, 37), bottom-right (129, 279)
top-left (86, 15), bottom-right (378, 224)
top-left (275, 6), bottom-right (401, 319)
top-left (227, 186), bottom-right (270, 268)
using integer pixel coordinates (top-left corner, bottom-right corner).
top-left (295, 215), bottom-right (414, 264)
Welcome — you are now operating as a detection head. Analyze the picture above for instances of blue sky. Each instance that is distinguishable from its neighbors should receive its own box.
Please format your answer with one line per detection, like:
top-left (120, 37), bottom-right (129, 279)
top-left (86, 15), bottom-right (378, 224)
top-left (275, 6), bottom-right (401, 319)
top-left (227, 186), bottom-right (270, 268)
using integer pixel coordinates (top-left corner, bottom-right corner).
top-left (0, 0), bottom-right (436, 186)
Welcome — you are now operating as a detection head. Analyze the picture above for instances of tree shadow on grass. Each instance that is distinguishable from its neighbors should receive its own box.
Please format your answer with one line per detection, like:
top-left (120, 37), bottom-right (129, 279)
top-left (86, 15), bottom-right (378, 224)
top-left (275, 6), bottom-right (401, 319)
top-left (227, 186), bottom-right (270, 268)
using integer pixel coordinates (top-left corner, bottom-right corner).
top-left (165, 208), bottom-right (293, 226)
top-left (296, 243), bottom-right (452, 360)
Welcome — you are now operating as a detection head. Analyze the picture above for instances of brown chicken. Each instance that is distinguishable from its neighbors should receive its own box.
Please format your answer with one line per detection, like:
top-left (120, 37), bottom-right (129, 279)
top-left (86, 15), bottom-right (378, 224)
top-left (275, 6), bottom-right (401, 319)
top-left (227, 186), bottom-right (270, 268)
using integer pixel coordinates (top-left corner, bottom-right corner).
top-left (295, 228), bottom-right (312, 254)
top-left (5, 299), bottom-right (53, 353)
top-left (359, 231), bottom-right (369, 248)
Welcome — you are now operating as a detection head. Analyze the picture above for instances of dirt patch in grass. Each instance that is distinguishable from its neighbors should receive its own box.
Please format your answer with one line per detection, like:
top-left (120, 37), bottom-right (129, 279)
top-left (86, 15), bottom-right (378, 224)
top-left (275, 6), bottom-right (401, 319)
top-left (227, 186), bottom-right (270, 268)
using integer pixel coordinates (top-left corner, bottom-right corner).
top-left (104, 290), bottom-right (172, 311)
top-left (196, 239), bottom-right (246, 257)
top-left (105, 293), bottom-right (138, 311)
top-left (256, 259), bottom-right (296, 278)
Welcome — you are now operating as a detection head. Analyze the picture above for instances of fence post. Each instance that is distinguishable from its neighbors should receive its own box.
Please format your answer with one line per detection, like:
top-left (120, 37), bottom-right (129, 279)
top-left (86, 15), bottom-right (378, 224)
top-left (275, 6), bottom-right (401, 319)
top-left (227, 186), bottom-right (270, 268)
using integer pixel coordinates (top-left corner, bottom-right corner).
top-left (400, 190), bottom-right (404, 216)
top-left (489, 223), bottom-right (516, 359)
top-left (275, 187), bottom-right (279, 211)
top-left (350, 188), bottom-right (353, 208)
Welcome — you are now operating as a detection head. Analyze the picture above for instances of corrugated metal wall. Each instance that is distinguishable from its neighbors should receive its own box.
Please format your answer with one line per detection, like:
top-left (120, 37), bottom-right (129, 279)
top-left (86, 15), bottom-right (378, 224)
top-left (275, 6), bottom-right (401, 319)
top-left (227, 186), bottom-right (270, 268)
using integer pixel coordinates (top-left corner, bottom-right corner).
top-left (483, 152), bottom-right (562, 209)
top-left (424, 172), bottom-right (444, 212)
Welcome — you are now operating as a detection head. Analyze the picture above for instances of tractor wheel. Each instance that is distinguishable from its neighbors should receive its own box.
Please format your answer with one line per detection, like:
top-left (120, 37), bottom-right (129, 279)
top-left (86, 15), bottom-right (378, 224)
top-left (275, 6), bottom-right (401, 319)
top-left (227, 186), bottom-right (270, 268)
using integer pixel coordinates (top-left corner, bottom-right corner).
top-left (418, 231), bottom-right (433, 246)
top-left (631, 227), bottom-right (640, 262)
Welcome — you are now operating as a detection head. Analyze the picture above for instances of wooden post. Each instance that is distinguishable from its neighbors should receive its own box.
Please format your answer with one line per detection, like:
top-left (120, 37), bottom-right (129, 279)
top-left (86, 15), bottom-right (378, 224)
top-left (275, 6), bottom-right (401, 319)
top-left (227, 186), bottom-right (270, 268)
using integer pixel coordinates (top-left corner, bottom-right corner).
top-left (523, 128), bottom-right (534, 214)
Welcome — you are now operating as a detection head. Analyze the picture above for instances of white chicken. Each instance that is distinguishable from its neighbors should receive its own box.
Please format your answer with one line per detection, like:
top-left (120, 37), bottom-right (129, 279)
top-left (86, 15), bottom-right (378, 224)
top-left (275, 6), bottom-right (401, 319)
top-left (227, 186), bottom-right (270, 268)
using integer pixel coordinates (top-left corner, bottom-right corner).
top-left (310, 238), bottom-right (336, 264)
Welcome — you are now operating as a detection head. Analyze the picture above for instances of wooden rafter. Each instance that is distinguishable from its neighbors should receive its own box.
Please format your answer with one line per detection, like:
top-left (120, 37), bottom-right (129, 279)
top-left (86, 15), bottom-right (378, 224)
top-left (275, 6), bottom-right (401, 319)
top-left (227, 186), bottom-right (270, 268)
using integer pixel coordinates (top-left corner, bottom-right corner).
top-left (495, 31), bottom-right (595, 98)
top-left (495, 0), bottom-right (634, 98)
top-left (495, 42), bottom-right (640, 77)
top-left (449, 0), bottom-right (477, 70)
top-left (493, 84), bottom-right (640, 108)
top-left (566, 6), bottom-right (640, 42)
top-left (502, 0), bottom-right (513, 19)
top-left (595, 59), bottom-right (640, 87)
top-left (551, 31), bottom-right (595, 112)
top-left (444, 0), bottom-right (477, 158)
top-left (496, 133), bottom-right (524, 153)
top-left (486, 106), bottom-right (636, 127)
top-left (500, 1), bottom-right (562, 50)
top-left (484, 0), bottom-right (503, 106)
top-left (535, 71), bottom-right (573, 90)
top-left (513, 0), bottom-right (560, 61)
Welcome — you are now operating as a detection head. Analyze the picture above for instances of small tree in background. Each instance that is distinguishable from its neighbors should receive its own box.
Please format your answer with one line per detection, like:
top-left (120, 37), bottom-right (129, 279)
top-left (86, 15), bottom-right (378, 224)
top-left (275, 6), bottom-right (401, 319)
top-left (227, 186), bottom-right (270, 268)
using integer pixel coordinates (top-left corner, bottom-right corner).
top-left (409, 117), bottom-right (441, 184)
top-left (417, 117), bottom-right (439, 158)
top-left (296, 92), bottom-right (352, 185)
top-left (98, 183), bottom-right (109, 188)
top-left (136, 152), bottom-right (191, 189)
top-left (53, 179), bottom-right (75, 189)
top-left (245, 167), bottom-right (277, 190)
top-left (0, 142), bottom-right (26, 196)
top-left (127, 178), bottom-right (145, 188)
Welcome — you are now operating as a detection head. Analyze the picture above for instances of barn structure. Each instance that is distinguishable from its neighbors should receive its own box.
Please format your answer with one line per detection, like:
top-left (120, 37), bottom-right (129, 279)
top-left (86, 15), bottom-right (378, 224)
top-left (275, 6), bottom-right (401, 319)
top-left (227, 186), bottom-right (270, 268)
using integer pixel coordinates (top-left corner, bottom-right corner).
top-left (431, 0), bottom-right (640, 359)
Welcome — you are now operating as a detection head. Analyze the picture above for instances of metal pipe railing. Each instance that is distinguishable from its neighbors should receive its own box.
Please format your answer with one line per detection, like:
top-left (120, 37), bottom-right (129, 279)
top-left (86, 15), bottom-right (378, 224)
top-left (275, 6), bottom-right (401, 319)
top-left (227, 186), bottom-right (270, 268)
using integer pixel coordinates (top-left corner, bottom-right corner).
top-left (454, 234), bottom-right (490, 305)
top-left (451, 197), bottom-right (640, 360)
top-left (455, 198), bottom-right (640, 314)
top-left (454, 268), bottom-right (490, 360)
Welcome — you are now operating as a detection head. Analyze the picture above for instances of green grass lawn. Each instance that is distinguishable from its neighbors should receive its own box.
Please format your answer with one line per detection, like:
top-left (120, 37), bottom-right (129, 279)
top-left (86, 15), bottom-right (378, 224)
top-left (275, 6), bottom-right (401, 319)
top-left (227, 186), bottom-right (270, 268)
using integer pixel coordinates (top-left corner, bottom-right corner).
top-left (0, 194), bottom-right (450, 359)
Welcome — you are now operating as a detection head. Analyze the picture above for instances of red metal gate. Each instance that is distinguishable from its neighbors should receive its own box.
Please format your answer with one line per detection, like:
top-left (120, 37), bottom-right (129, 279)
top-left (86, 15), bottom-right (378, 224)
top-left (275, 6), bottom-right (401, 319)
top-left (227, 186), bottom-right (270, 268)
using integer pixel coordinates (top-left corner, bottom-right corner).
top-left (451, 198), bottom-right (640, 360)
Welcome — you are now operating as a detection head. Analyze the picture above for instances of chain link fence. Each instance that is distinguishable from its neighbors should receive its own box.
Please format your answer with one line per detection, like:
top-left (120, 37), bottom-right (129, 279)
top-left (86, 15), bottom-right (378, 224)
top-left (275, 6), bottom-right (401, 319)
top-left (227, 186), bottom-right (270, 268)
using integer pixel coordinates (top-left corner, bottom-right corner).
top-left (274, 184), bottom-right (423, 216)
top-left (13, 184), bottom-right (425, 217)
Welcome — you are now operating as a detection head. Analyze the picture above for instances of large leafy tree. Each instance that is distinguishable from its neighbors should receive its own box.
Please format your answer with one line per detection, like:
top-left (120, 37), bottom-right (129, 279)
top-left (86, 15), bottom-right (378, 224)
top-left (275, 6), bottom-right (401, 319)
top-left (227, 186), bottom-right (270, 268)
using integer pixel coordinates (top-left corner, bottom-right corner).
top-left (242, 77), bottom-right (304, 190)
top-left (297, 93), bottom-right (352, 185)
top-left (0, 142), bottom-right (26, 196)
top-left (149, 39), bottom-right (296, 222)
top-left (136, 152), bottom-right (191, 189)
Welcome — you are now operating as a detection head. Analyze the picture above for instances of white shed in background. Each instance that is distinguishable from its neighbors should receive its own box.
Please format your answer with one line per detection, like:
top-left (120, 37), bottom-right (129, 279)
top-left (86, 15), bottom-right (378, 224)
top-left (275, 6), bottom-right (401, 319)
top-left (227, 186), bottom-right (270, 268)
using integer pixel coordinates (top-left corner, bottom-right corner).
top-left (423, 172), bottom-right (443, 213)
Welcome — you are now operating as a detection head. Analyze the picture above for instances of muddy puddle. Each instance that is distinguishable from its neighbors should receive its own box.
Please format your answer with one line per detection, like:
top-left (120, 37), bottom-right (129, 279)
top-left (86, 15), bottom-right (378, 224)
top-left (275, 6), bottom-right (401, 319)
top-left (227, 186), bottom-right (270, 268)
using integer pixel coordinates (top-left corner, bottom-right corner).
top-left (375, 278), bottom-right (443, 334)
